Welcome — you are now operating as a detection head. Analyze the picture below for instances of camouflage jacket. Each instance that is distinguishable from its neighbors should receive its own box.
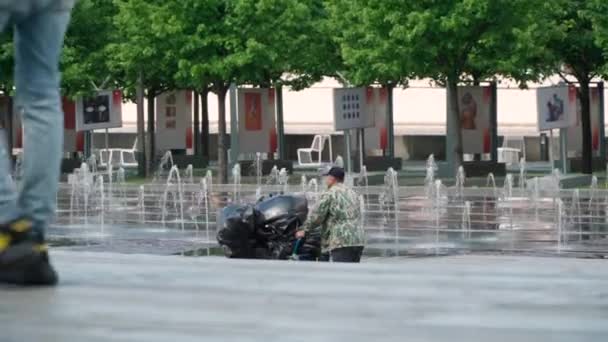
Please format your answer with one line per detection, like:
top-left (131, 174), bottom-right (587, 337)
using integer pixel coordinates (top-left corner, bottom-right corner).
top-left (301, 183), bottom-right (365, 252)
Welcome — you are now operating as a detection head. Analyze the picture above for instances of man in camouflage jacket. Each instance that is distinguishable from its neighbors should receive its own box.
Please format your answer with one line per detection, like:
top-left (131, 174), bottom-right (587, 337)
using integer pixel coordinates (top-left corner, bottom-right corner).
top-left (296, 167), bottom-right (365, 262)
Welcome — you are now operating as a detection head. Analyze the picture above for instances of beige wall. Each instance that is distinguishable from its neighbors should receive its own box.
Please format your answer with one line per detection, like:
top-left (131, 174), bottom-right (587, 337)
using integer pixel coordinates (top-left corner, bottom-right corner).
top-left (113, 77), bottom-right (608, 139)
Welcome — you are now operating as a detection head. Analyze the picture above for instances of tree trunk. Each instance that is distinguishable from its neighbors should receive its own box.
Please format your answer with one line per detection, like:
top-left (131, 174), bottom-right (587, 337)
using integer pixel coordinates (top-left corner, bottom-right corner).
top-left (447, 76), bottom-right (463, 174)
top-left (193, 90), bottom-right (200, 155)
top-left (275, 85), bottom-right (285, 160)
top-left (136, 74), bottom-right (146, 177)
top-left (386, 84), bottom-right (395, 158)
top-left (146, 91), bottom-right (156, 175)
top-left (201, 88), bottom-right (210, 160)
top-left (579, 80), bottom-right (592, 174)
top-left (216, 86), bottom-right (229, 183)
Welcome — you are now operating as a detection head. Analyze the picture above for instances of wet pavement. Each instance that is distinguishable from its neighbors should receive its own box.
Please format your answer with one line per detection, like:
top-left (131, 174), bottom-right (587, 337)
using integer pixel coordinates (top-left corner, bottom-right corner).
top-left (1, 252), bottom-right (607, 342)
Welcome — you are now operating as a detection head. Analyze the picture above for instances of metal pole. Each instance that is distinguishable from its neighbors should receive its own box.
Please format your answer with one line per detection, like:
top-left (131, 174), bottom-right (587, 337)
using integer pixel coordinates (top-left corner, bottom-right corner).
top-left (344, 129), bottom-right (352, 173)
top-left (276, 85), bottom-right (286, 160)
top-left (90, 130), bottom-right (94, 157)
top-left (358, 128), bottom-right (364, 173)
top-left (6, 96), bottom-right (13, 158)
top-left (193, 90), bottom-right (200, 156)
top-left (445, 84), bottom-right (455, 176)
top-left (229, 83), bottom-right (238, 167)
top-left (105, 128), bottom-right (109, 154)
top-left (84, 131), bottom-right (91, 159)
top-left (560, 127), bottom-right (568, 174)
top-left (136, 74), bottom-right (146, 177)
top-left (549, 129), bottom-right (554, 170)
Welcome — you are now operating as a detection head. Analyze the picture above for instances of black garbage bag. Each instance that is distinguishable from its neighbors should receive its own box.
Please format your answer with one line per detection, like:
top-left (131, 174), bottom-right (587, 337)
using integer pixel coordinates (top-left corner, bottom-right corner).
top-left (254, 194), bottom-right (309, 230)
top-left (217, 194), bottom-right (320, 260)
top-left (216, 204), bottom-right (258, 258)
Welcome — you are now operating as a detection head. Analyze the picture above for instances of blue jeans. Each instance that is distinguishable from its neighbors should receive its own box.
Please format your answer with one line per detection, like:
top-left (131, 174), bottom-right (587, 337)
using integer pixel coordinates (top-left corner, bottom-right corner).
top-left (0, 4), bottom-right (71, 228)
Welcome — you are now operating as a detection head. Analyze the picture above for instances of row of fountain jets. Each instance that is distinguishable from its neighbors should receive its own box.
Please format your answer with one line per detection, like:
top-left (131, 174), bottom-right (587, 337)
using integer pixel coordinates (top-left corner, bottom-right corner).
top-left (62, 149), bottom-right (607, 253)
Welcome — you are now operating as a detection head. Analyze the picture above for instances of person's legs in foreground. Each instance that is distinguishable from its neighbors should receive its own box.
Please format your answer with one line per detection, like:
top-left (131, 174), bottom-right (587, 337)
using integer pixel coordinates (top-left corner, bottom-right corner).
top-left (0, 5), bottom-right (71, 286)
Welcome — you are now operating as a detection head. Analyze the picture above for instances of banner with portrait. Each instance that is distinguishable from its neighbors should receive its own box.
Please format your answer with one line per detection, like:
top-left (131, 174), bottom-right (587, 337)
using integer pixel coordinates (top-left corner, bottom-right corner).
top-left (156, 90), bottom-right (193, 151)
top-left (237, 88), bottom-right (276, 154)
top-left (456, 86), bottom-right (493, 154)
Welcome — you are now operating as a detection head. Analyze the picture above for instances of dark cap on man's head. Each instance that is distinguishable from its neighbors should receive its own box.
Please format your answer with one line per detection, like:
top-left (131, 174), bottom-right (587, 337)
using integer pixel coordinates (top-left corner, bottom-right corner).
top-left (323, 166), bottom-right (345, 181)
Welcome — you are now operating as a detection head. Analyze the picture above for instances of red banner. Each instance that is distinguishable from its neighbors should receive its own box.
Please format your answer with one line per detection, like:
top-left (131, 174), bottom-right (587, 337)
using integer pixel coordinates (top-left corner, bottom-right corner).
top-left (380, 127), bottom-right (387, 150)
top-left (366, 87), bottom-right (375, 105)
top-left (186, 127), bottom-right (193, 149)
top-left (62, 97), bottom-right (76, 130)
top-left (269, 127), bottom-right (277, 153)
top-left (483, 86), bottom-right (492, 103)
top-left (268, 88), bottom-right (275, 106)
top-left (483, 128), bottom-right (491, 153)
top-left (568, 85), bottom-right (577, 102)
top-left (379, 88), bottom-right (388, 104)
top-left (76, 131), bottom-right (85, 152)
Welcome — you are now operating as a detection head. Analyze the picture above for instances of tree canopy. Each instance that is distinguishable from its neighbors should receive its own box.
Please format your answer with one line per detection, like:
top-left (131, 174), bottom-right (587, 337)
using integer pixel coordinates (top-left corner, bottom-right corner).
top-left (61, 0), bottom-right (118, 98)
top-left (1, 0), bottom-right (606, 175)
top-left (526, 0), bottom-right (608, 173)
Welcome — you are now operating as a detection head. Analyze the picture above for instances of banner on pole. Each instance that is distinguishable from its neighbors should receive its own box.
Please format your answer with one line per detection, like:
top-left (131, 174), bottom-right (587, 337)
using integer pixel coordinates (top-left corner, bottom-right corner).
top-left (454, 86), bottom-right (493, 154)
top-left (76, 90), bottom-right (123, 131)
top-left (364, 87), bottom-right (388, 150)
top-left (237, 88), bottom-right (276, 154)
top-left (156, 90), bottom-right (193, 151)
top-left (536, 85), bottom-right (577, 131)
top-left (333, 87), bottom-right (374, 131)
top-left (62, 97), bottom-right (85, 153)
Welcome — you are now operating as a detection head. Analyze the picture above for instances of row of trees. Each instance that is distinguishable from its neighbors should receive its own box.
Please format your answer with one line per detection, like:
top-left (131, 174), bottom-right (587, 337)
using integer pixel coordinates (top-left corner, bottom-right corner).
top-left (2, 0), bottom-right (608, 179)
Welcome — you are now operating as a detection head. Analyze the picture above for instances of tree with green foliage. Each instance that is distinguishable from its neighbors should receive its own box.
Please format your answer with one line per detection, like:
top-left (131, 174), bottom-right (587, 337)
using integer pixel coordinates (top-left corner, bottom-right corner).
top-left (327, 0), bottom-right (536, 172)
top-left (325, 0), bottom-right (410, 87)
top-left (326, 0), bottom-right (414, 158)
top-left (167, 0), bottom-right (334, 182)
top-left (0, 30), bottom-right (14, 94)
top-left (529, 0), bottom-right (607, 174)
top-left (589, 0), bottom-right (608, 63)
top-left (61, 0), bottom-right (118, 99)
top-left (407, 0), bottom-right (541, 172)
top-left (109, 0), bottom-right (181, 175)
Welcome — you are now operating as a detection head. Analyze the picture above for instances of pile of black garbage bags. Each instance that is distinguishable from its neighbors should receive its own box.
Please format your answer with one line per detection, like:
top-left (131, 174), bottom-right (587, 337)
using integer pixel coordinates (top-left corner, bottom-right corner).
top-left (217, 194), bottom-right (320, 260)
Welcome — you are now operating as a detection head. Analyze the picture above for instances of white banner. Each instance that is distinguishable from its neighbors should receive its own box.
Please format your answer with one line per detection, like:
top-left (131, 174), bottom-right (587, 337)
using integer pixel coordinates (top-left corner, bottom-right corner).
top-left (567, 87), bottom-right (603, 157)
top-left (237, 88), bottom-right (276, 154)
top-left (76, 90), bottom-right (123, 131)
top-left (156, 90), bottom-right (193, 151)
top-left (333, 87), bottom-right (374, 131)
top-left (363, 87), bottom-right (388, 151)
top-left (536, 85), bottom-right (577, 131)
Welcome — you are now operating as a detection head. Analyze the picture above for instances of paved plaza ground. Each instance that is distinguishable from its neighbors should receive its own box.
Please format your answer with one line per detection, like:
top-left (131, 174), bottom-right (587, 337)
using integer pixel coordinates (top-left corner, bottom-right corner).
top-left (0, 251), bottom-right (607, 341)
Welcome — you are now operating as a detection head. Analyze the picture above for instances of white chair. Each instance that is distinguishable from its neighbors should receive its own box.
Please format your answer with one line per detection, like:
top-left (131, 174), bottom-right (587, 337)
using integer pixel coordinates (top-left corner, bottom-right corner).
top-left (98, 138), bottom-right (138, 169)
top-left (498, 136), bottom-right (525, 166)
top-left (297, 134), bottom-right (333, 167)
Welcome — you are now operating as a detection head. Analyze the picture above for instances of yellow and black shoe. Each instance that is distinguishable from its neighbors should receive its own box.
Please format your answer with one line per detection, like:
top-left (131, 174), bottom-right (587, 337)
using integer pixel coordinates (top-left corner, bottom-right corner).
top-left (0, 218), bottom-right (58, 286)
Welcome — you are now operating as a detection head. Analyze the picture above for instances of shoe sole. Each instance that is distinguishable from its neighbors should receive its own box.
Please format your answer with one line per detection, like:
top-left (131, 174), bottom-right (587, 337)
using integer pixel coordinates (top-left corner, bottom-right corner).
top-left (0, 242), bottom-right (58, 286)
